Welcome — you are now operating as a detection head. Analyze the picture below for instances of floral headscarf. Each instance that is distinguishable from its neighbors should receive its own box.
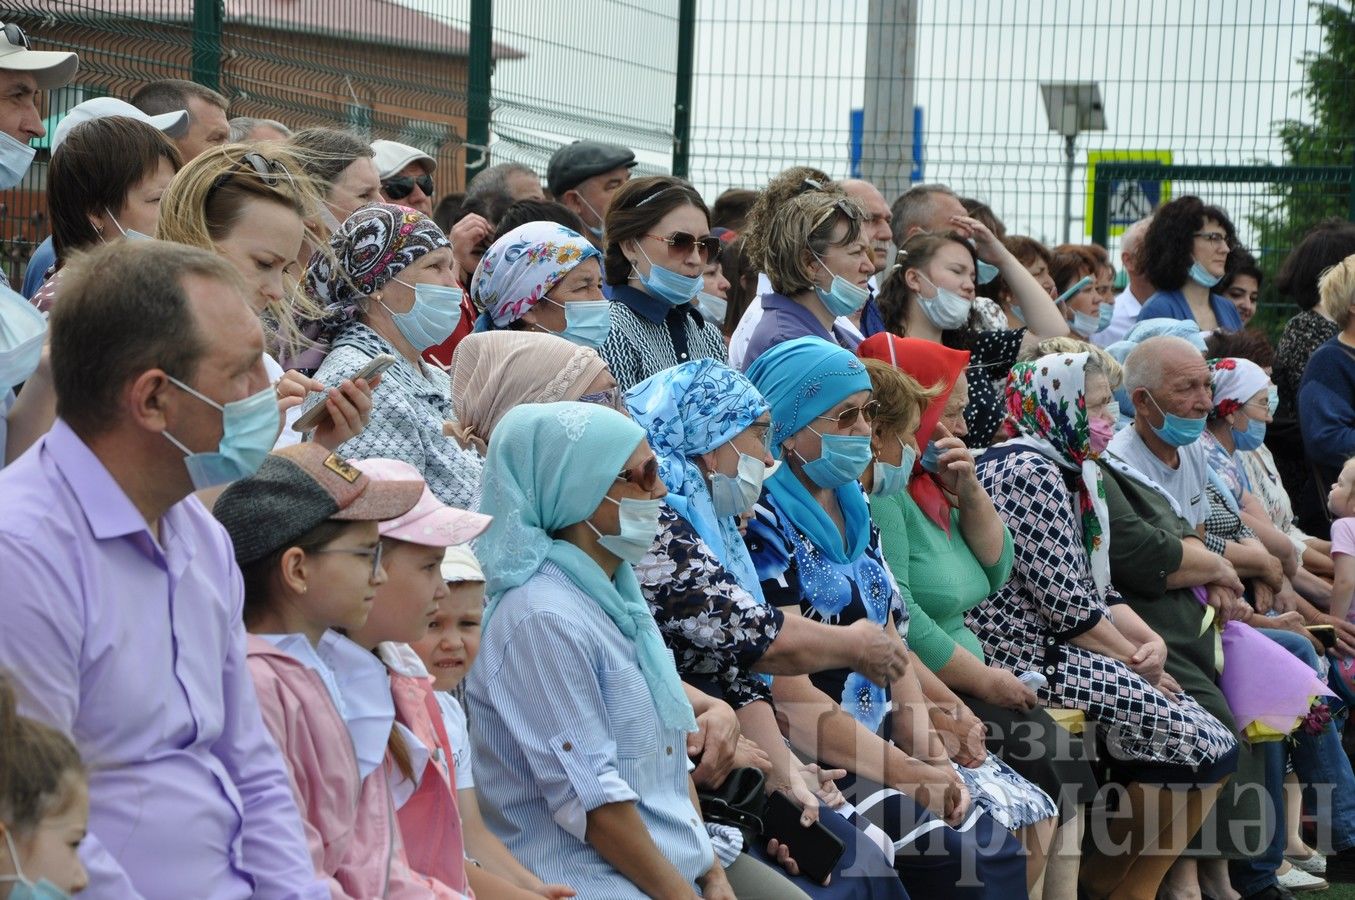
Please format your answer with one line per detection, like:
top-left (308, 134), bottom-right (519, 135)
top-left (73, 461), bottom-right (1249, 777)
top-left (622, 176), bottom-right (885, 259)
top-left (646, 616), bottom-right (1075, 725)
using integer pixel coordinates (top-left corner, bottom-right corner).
top-left (625, 360), bottom-right (769, 596)
top-left (999, 351), bottom-right (1111, 597)
top-left (471, 222), bottom-right (601, 328)
top-left (1209, 357), bottom-right (1270, 419)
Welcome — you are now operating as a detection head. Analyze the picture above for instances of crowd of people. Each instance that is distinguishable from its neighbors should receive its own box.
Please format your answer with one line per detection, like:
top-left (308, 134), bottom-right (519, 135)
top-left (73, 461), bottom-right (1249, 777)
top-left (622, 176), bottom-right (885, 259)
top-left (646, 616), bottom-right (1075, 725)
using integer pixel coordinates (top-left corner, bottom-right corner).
top-left (5, 21), bottom-right (1355, 900)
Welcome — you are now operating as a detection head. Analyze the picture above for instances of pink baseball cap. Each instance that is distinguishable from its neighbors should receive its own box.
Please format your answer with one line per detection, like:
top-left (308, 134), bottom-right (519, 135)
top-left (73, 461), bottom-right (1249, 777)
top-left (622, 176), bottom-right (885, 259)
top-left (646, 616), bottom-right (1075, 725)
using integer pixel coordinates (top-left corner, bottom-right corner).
top-left (351, 458), bottom-right (491, 547)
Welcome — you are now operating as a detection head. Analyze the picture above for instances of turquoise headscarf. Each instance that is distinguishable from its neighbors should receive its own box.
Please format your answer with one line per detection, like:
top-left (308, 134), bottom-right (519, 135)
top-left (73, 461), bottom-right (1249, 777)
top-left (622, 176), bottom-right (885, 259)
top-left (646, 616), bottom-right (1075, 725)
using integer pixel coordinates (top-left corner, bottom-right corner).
top-left (477, 401), bottom-right (696, 732)
top-left (745, 337), bottom-right (873, 564)
top-left (625, 360), bottom-right (769, 597)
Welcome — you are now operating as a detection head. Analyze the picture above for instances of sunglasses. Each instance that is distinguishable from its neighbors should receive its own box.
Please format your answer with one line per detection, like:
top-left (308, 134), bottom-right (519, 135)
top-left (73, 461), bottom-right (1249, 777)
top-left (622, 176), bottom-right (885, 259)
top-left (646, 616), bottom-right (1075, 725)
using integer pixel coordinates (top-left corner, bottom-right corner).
top-left (616, 457), bottom-right (661, 492)
top-left (208, 152), bottom-right (293, 198)
top-left (383, 173), bottom-right (435, 201)
top-left (645, 231), bottom-right (722, 262)
top-left (815, 400), bottom-right (879, 430)
top-left (2, 23), bottom-right (30, 50)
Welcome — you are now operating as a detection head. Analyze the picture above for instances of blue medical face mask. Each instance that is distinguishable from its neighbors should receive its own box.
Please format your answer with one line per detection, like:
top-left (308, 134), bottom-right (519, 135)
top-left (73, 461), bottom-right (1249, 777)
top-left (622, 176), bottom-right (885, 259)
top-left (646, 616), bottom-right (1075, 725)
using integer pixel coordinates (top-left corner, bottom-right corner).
top-left (105, 207), bottom-right (152, 242)
top-left (1188, 260), bottom-right (1222, 289)
top-left (586, 494), bottom-right (664, 564)
top-left (1071, 309), bottom-right (1107, 337)
top-left (544, 298), bottom-right (610, 350)
top-left (577, 194), bottom-right (606, 241)
top-left (696, 291), bottom-right (728, 325)
top-left (0, 286), bottom-right (47, 390)
top-left (162, 378), bottom-right (280, 489)
top-left (2, 821), bottom-right (74, 900)
top-left (1144, 391), bottom-right (1207, 447)
top-left (382, 278), bottom-right (463, 351)
top-left (915, 272), bottom-right (971, 330)
top-left (1267, 385), bottom-right (1279, 417)
top-left (920, 439), bottom-right (942, 473)
top-left (870, 439), bottom-right (916, 498)
top-left (1232, 415), bottom-right (1267, 451)
top-left (1097, 300), bottom-right (1115, 331)
top-left (0, 130), bottom-right (36, 190)
top-left (708, 450), bottom-right (772, 518)
top-left (634, 245), bottom-right (703, 306)
top-left (798, 425), bottom-right (873, 489)
top-left (810, 250), bottom-right (871, 317)
top-left (975, 258), bottom-right (1000, 284)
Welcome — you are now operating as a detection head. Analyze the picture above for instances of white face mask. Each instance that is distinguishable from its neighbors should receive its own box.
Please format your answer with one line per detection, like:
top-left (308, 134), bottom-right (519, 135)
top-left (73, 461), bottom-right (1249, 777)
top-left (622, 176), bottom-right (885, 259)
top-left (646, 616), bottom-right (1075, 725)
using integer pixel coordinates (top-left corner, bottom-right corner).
top-left (586, 494), bottom-right (663, 563)
top-left (915, 272), bottom-right (971, 330)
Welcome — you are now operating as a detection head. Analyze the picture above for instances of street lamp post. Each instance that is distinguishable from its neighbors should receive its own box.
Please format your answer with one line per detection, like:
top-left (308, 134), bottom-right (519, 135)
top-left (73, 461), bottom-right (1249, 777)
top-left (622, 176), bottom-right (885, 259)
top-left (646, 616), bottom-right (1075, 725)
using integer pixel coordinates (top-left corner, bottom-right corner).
top-left (1039, 82), bottom-right (1106, 244)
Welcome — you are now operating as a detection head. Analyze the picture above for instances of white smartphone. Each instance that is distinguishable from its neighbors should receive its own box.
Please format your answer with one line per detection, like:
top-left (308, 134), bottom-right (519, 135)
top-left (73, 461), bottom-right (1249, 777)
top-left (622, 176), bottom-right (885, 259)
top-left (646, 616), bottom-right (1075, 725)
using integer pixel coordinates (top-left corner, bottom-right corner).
top-left (291, 353), bottom-right (396, 432)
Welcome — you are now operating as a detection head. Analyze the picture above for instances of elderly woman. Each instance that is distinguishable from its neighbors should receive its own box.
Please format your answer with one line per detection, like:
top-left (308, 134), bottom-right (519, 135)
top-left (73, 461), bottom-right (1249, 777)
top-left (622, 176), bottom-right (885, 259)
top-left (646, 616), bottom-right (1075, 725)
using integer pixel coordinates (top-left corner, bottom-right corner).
top-left (449, 331), bottom-right (620, 453)
top-left (1300, 254), bottom-right (1355, 539)
top-left (305, 203), bottom-right (482, 509)
top-left (466, 402), bottom-right (733, 899)
top-left (742, 336), bottom-right (1029, 898)
top-left (470, 221), bottom-right (611, 349)
top-left (975, 350), bottom-right (1239, 899)
top-left (626, 358), bottom-right (912, 898)
top-left (1135, 195), bottom-right (1244, 333)
top-left (600, 176), bottom-right (727, 391)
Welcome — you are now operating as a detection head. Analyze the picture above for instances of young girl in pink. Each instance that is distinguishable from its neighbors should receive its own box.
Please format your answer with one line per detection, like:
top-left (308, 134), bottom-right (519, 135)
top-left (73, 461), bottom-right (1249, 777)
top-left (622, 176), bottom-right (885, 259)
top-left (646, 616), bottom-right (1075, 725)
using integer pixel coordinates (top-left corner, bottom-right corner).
top-left (1327, 456), bottom-right (1355, 623)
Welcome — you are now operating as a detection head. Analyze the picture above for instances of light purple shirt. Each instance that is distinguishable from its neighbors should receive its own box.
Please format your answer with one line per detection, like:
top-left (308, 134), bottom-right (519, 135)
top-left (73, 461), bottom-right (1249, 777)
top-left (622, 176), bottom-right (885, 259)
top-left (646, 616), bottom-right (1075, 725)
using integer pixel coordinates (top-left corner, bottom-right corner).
top-left (0, 421), bottom-right (326, 900)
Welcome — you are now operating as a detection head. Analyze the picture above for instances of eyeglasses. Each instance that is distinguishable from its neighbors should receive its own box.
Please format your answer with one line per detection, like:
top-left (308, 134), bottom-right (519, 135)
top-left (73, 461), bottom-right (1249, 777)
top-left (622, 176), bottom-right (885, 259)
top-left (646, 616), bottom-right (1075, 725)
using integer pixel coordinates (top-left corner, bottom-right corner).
top-left (208, 152), bottom-right (293, 199)
top-left (2, 23), bottom-right (30, 49)
top-left (746, 422), bottom-right (773, 454)
top-left (616, 457), bottom-right (661, 492)
top-left (816, 400), bottom-right (879, 430)
top-left (645, 231), bottom-right (722, 262)
top-left (313, 541), bottom-right (384, 580)
top-left (1193, 231), bottom-right (1230, 245)
top-left (383, 173), bottom-right (435, 201)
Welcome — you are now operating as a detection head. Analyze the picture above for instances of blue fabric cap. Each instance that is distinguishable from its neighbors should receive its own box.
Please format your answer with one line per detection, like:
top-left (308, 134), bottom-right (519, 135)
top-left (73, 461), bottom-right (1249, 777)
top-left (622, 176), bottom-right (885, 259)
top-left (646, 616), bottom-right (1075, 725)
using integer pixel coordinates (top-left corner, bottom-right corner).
top-left (744, 336), bottom-right (872, 457)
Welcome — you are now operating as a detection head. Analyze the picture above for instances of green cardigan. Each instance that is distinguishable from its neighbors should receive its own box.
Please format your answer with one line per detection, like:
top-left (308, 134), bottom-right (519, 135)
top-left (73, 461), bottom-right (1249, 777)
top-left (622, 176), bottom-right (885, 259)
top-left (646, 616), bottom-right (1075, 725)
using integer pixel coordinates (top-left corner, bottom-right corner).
top-left (871, 491), bottom-right (1014, 672)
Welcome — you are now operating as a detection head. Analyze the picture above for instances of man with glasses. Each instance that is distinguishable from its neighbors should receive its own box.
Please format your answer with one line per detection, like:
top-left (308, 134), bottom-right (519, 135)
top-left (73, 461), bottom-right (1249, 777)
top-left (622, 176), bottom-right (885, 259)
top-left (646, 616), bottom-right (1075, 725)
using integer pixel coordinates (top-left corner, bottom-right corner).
top-left (372, 138), bottom-right (436, 216)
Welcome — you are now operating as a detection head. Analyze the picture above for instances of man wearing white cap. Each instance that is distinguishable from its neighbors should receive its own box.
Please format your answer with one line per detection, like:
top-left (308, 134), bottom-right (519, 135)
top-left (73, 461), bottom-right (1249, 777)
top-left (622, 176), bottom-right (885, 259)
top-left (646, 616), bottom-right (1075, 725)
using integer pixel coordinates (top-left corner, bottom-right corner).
top-left (372, 139), bottom-right (436, 216)
top-left (0, 19), bottom-right (76, 463)
top-left (22, 96), bottom-right (189, 299)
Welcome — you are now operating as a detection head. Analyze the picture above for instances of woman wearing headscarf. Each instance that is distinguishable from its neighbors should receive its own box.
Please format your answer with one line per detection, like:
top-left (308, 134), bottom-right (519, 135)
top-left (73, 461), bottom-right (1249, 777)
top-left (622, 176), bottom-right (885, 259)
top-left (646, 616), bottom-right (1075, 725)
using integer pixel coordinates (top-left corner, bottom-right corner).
top-left (465, 402), bottom-right (733, 899)
top-left (449, 331), bottom-right (619, 454)
top-left (742, 337), bottom-right (1028, 898)
top-left (470, 221), bottom-right (611, 350)
top-left (975, 350), bottom-right (1239, 900)
top-left (305, 203), bottom-right (482, 509)
top-left (626, 359), bottom-right (915, 900)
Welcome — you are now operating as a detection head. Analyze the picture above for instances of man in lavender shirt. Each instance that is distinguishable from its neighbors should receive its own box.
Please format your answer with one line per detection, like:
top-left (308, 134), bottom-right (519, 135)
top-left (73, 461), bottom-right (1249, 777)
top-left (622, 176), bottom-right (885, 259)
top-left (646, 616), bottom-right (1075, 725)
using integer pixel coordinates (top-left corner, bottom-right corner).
top-left (0, 241), bottom-right (325, 899)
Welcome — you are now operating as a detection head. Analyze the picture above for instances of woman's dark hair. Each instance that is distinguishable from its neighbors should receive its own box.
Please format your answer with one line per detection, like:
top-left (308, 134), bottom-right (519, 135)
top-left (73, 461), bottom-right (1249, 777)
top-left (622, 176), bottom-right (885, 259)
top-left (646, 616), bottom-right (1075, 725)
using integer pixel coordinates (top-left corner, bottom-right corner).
top-left (603, 176), bottom-right (710, 286)
top-left (493, 199), bottom-right (588, 241)
top-left (1217, 249), bottom-right (1263, 297)
top-left (1205, 328), bottom-right (1276, 369)
top-left (719, 235), bottom-right (754, 338)
top-left (1141, 195), bottom-right (1238, 292)
top-left (876, 231), bottom-right (980, 341)
top-left (991, 235), bottom-right (1053, 304)
top-left (288, 127), bottom-right (374, 191)
top-left (1274, 219), bottom-right (1355, 311)
top-left (0, 673), bottom-right (85, 836)
top-left (48, 117), bottom-right (182, 261)
top-left (1048, 246), bottom-right (1098, 294)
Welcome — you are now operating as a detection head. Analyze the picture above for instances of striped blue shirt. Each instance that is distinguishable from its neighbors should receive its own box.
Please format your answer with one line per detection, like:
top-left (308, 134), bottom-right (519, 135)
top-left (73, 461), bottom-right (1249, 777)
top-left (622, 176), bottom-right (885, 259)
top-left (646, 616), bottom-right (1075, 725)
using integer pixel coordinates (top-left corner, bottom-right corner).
top-left (466, 562), bottom-right (714, 896)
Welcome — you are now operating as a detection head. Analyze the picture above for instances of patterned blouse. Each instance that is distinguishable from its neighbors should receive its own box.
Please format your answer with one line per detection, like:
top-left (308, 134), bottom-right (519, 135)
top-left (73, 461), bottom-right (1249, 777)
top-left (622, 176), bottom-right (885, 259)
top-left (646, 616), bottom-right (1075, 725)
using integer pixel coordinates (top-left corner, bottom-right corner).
top-left (635, 506), bottom-right (783, 710)
top-left (1274, 309), bottom-right (1339, 427)
top-left (600, 285), bottom-right (728, 392)
top-left (310, 320), bottom-right (483, 510)
top-left (961, 328), bottom-right (1025, 448)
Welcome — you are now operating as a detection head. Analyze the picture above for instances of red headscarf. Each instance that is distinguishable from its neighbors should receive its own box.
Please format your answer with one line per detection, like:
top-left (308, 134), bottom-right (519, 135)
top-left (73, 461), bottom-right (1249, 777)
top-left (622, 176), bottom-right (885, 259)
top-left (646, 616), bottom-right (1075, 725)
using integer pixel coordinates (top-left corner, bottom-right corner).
top-left (858, 333), bottom-right (971, 531)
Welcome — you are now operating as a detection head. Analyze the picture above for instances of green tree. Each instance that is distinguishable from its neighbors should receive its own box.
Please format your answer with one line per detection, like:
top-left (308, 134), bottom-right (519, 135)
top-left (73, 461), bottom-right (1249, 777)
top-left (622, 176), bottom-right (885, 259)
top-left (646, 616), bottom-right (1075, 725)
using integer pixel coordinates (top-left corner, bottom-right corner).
top-left (1249, 1), bottom-right (1355, 334)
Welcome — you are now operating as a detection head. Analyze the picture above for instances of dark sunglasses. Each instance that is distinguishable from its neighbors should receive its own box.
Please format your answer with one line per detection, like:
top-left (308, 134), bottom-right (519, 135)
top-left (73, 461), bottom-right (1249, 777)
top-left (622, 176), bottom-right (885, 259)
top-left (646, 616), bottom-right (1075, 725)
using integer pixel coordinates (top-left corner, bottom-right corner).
top-left (208, 152), bottom-right (293, 198)
top-left (2, 23), bottom-right (30, 50)
top-left (383, 173), bottom-right (435, 201)
top-left (645, 231), bottom-right (722, 262)
top-left (616, 458), bottom-right (661, 492)
top-left (815, 400), bottom-right (880, 430)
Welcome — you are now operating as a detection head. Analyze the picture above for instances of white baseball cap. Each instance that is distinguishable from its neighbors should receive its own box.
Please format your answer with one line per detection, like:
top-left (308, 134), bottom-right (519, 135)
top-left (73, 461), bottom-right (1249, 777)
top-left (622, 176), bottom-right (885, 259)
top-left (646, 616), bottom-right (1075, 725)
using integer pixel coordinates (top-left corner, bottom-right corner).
top-left (371, 139), bottom-right (436, 179)
top-left (52, 97), bottom-right (189, 152)
top-left (0, 22), bottom-right (78, 90)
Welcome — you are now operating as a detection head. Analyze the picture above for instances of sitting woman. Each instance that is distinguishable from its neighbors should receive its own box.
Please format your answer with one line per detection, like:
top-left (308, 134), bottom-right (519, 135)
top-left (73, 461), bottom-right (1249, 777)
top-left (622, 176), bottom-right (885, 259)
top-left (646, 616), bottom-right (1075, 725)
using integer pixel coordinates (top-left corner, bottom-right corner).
top-left (743, 336), bottom-right (1030, 898)
top-left (1135, 195), bottom-right (1245, 334)
top-left (304, 203), bottom-right (483, 509)
top-left (1050, 246), bottom-right (1109, 342)
top-left (470, 221), bottom-right (611, 350)
top-left (467, 402), bottom-right (734, 899)
top-left (975, 350), bottom-right (1240, 899)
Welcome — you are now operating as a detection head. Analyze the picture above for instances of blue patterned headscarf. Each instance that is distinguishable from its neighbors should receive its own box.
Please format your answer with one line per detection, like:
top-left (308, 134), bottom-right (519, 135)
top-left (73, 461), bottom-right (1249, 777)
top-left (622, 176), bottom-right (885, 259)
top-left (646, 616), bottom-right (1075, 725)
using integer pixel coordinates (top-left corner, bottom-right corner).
top-left (745, 337), bottom-right (874, 564)
top-left (625, 360), bottom-right (770, 597)
top-left (471, 221), bottom-right (602, 328)
top-left (477, 402), bottom-right (695, 732)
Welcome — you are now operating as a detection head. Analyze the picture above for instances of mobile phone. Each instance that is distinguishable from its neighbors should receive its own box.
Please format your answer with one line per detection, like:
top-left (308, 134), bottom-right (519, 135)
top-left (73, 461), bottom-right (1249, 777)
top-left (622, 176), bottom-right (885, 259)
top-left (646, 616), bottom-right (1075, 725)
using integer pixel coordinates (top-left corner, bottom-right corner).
top-left (760, 790), bottom-right (845, 886)
top-left (1306, 624), bottom-right (1338, 651)
top-left (291, 354), bottom-right (396, 432)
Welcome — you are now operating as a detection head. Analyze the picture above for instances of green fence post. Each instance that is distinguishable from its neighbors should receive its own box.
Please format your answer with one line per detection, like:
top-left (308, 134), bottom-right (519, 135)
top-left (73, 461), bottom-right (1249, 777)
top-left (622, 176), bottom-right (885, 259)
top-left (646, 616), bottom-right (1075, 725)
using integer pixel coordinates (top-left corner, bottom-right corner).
top-left (466, 0), bottom-right (494, 187)
top-left (672, 0), bottom-right (696, 178)
top-left (192, 0), bottom-right (223, 90)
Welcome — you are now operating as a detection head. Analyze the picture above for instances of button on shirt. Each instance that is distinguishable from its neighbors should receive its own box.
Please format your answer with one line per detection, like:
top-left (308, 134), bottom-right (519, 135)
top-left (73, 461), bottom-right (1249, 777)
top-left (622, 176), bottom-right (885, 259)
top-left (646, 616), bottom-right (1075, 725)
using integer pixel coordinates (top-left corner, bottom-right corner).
top-left (599, 284), bottom-right (727, 391)
top-left (466, 562), bottom-right (713, 897)
top-left (0, 421), bottom-right (325, 900)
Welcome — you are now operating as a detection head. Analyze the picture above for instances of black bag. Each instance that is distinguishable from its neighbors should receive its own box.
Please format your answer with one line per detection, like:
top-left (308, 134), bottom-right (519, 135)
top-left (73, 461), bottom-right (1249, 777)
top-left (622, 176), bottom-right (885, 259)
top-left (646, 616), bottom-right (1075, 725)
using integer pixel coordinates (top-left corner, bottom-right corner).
top-left (697, 766), bottom-right (767, 848)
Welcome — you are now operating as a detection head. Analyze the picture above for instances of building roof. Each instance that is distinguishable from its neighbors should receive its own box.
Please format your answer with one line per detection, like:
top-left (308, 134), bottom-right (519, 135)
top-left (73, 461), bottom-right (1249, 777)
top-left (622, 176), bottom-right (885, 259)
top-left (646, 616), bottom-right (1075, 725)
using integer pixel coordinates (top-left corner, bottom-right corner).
top-left (20, 0), bottom-right (524, 60)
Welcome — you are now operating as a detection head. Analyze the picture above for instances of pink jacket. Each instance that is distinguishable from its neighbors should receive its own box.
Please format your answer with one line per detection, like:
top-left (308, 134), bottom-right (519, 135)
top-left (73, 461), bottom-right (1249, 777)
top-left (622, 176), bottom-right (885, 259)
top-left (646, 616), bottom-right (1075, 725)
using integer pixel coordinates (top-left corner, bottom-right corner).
top-left (247, 635), bottom-right (469, 899)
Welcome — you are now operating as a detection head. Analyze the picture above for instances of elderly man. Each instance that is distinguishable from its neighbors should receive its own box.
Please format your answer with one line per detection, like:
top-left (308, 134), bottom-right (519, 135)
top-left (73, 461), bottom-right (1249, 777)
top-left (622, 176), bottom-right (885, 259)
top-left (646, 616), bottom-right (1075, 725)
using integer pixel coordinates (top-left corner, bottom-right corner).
top-left (0, 241), bottom-right (325, 899)
top-left (889, 182), bottom-right (969, 247)
top-left (1095, 216), bottom-right (1154, 347)
top-left (227, 115), bottom-right (292, 142)
top-left (131, 78), bottom-right (229, 162)
top-left (372, 138), bottom-right (436, 216)
top-left (546, 139), bottom-right (635, 244)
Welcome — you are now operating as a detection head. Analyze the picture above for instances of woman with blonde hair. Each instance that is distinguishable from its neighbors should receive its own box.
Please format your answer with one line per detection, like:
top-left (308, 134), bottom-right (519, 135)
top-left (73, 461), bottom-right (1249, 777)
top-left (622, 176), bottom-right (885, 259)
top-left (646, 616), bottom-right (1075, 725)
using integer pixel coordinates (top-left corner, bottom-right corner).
top-left (157, 143), bottom-right (373, 450)
top-left (1299, 253), bottom-right (1355, 535)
